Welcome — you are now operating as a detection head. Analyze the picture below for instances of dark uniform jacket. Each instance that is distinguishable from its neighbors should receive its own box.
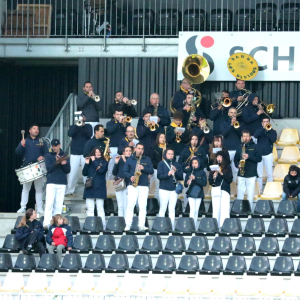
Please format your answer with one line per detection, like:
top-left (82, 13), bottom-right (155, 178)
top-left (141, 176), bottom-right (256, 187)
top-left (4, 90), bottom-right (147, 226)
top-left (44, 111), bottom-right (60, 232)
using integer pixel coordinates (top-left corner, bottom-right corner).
top-left (68, 124), bottom-right (93, 155)
top-left (77, 93), bottom-right (102, 122)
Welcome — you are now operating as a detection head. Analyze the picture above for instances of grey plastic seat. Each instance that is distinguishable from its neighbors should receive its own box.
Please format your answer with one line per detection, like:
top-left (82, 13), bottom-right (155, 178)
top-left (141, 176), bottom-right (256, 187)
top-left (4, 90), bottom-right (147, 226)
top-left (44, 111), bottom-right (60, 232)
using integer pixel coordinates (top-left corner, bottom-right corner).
top-left (80, 216), bottom-right (103, 234)
top-left (104, 217), bottom-right (126, 235)
top-left (0, 253), bottom-right (13, 272)
top-left (82, 254), bottom-right (106, 273)
top-left (276, 200), bottom-right (296, 218)
top-left (163, 236), bottom-right (186, 255)
top-left (65, 216), bottom-right (81, 233)
top-left (127, 216), bottom-right (149, 235)
top-left (289, 219), bottom-right (300, 237)
top-left (69, 235), bottom-right (93, 254)
top-left (176, 255), bottom-right (199, 274)
top-left (173, 217), bottom-right (195, 236)
top-left (106, 254), bottom-right (129, 273)
top-left (36, 254), bottom-right (60, 273)
top-left (253, 200), bottom-right (275, 218)
top-left (224, 256), bottom-right (247, 275)
top-left (256, 237), bottom-right (279, 256)
top-left (11, 216), bottom-right (23, 234)
top-left (219, 218), bottom-right (242, 236)
top-left (266, 218), bottom-right (288, 237)
top-left (139, 235), bottom-right (162, 254)
top-left (150, 217), bottom-right (172, 235)
top-left (93, 235), bottom-right (116, 254)
top-left (295, 260), bottom-right (300, 276)
top-left (233, 237), bottom-right (256, 256)
top-left (59, 254), bottom-right (82, 273)
top-left (200, 256), bottom-right (223, 275)
top-left (129, 254), bottom-right (152, 273)
top-left (243, 218), bottom-right (265, 237)
top-left (153, 254), bottom-right (176, 274)
top-left (12, 254), bottom-right (36, 272)
top-left (230, 200), bottom-right (252, 218)
top-left (196, 218), bottom-right (219, 236)
top-left (209, 236), bottom-right (232, 255)
top-left (186, 236), bottom-right (209, 255)
top-left (116, 235), bottom-right (139, 254)
top-left (0, 234), bottom-right (20, 253)
top-left (271, 257), bottom-right (294, 276)
top-left (247, 256), bottom-right (270, 276)
top-left (280, 238), bottom-right (300, 256)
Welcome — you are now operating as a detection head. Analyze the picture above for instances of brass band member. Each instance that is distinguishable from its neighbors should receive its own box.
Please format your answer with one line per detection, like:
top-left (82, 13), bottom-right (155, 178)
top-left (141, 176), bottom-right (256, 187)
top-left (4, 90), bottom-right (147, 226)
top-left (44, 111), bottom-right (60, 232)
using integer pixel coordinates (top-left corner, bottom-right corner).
top-left (118, 126), bottom-right (137, 155)
top-left (229, 79), bottom-right (247, 104)
top-left (182, 93), bottom-right (205, 127)
top-left (208, 135), bottom-right (230, 169)
top-left (123, 144), bottom-right (154, 232)
top-left (83, 125), bottom-right (108, 158)
top-left (157, 148), bottom-right (183, 230)
top-left (234, 130), bottom-right (262, 209)
top-left (172, 78), bottom-right (192, 111)
top-left (109, 91), bottom-right (137, 118)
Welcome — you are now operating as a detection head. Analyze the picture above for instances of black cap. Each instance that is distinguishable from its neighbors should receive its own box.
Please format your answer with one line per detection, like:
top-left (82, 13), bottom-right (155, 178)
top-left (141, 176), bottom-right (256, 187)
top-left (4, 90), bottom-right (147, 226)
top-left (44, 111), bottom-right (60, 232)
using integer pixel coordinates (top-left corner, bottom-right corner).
top-left (51, 139), bottom-right (60, 146)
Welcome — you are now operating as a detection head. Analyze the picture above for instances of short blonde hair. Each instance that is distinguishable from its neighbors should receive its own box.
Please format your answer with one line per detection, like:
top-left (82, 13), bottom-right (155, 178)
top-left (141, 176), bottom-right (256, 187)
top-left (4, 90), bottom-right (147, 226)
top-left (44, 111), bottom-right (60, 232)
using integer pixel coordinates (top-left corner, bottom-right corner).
top-left (50, 214), bottom-right (68, 225)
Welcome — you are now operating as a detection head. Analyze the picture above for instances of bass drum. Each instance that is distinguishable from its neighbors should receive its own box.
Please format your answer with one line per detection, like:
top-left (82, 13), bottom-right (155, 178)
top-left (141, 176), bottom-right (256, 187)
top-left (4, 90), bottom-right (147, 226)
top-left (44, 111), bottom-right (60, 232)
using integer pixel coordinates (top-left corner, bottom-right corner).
top-left (15, 160), bottom-right (47, 185)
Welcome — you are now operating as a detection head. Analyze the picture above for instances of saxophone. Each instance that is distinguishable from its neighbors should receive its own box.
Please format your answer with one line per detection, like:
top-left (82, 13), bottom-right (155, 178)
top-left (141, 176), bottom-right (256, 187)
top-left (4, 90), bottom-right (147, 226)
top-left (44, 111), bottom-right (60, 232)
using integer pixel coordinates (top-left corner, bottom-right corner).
top-left (103, 137), bottom-right (112, 162)
top-left (187, 105), bottom-right (196, 131)
top-left (153, 103), bottom-right (158, 116)
top-left (132, 156), bottom-right (142, 187)
top-left (185, 146), bottom-right (199, 166)
top-left (239, 143), bottom-right (246, 176)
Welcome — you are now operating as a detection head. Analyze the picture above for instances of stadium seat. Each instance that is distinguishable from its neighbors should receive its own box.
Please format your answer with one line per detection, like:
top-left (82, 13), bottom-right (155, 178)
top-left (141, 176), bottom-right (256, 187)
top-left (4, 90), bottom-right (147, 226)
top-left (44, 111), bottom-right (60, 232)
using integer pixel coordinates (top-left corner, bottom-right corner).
top-left (23, 273), bottom-right (48, 293)
top-left (230, 200), bottom-right (252, 217)
top-left (273, 146), bottom-right (278, 163)
top-left (186, 236), bottom-right (209, 255)
top-left (271, 257), bottom-right (294, 276)
top-left (173, 217), bottom-right (195, 236)
top-left (11, 216), bottom-right (22, 234)
top-left (150, 217), bottom-right (172, 235)
top-left (118, 274), bottom-right (143, 294)
top-left (12, 254), bottom-right (36, 272)
top-left (139, 235), bottom-right (162, 254)
top-left (266, 218), bottom-right (289, 237)
top-left (209, 236), bottom-right (232, 255)
top-left (0, 273), bottom-right (24, 292)
top-left (80, 216), bottom-right (103, 234)
top-left (233, 237), bottom-right (256, 256)
top-left (196, 218), bottom-right (219, 236)
top-left (141, 274), bottom-right (166, 294)
top-left (255, 2), bottom-right (277, 31)
top-left (219, 218), bottom-right (242, 236)
top-left (106, 254), bottom-right (129, 273)
top-left (59, 254), bottom-right (82, 273)
top-left (278, 146), bottom-right (300, 164)
top-left (104, 216), bottom-right (126, 235)
top-left (93, 235), bottom-right (116, 254)
top-left (129, 254), bottom-right (152, 273)
top-left (260, 182), bottom-right (283, 200)
top-left (276, 200), bottom-right (297, 218)
top-left (224, 256), bottom-right (247, 275)
top-left (200, 255), bottom-right (223, 275)
top-left (189, 276), bottom-right (214, 294)
top-left (277, 129), bottom-right (299, 146)
top-left (116, 235), bottom-right (139, 254)
top-left (253, 200), bottom-right (275, 217)
top-left (243, 218), bottom-right (265, 237)
top-left (94, 274), bottom-right (119, 293)
top-left (176, 255), bottom-right (199, 274)
top-left (256, 237), bottom-right (279, 256)
top-left (280, 237), bottom-right (300, 256)
top-left (131, 9), bottom-right (155, 36)
top-left (0, 234), bottom-right (20, 253)
top-left (47, 273), bottom-right (72, 293)
top-left (82, 254), bottom-right (106, 273)
top-left (163, 236), bottom-right (186, 254)
top-left (279, 3), bottom-right (300, 31)
top-left (70, 273), bottom-right (95, 293)
top-left (247, 256), bottom-right (270, 275)
top-left (272, 164), bottom-right (290, 182)
top-left (36, 254), bottom-right (60, 272)
top-left (153, 254), bottom-right (176, 274)
top-left (147, 198), bottom-right (159, 216)
top-left (295, 260), bottom-right (300, 276)
top-left (69, 235), bottom-right (93, 254)
top-left (183, 9), bottom-right (206, 31)
top-left (65, 216), bottom-right (81, 233)
top-left (156, 9), bottom-right (182, 36)
top-left (209, 9), bottom-right (233, 31)
top-left (0, 253), bottom-right (12, 272)
top-left (183, 200), bottom-right (206, 217)
top-left (290, 219), bottom-right (300, 237)
top-left (234, 9), bottom-right (255, 31)
top-left (126, 216), bottom-right (149, 235)
top-left (104, 198), bottom-right (115, 216)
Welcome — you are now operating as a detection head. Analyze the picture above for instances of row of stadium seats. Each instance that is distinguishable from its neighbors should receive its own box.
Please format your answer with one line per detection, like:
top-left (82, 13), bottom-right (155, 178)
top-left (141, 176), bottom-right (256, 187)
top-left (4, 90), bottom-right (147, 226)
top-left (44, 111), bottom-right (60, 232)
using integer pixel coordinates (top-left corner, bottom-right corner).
top-left (0, 252), bottom-right (299, 276)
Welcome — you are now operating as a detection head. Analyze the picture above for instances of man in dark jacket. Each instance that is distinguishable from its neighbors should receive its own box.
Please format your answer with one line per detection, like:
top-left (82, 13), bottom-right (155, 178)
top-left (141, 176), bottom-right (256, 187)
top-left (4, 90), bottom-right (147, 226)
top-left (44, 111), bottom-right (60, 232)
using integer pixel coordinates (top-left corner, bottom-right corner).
top-left (118, 126), bottom-right (137, 155)
top-left (15, 124), bottom-right (49, 213)
top-left (254, 117), bottom-right (277, 193)
top-left (43, 139), bottom-right (70, 229)
top-left (83, 125), bottom-right (108, 158)
top-left (123, 143), bottom-right (154, 231)
top-left (76, 81), bottom-right (102, 132)
top-left (172, 78), bottom-right (192, 111)
top-left (108, 91), bottom-right (137, 118)
top-left (234, 130), bottom-right (262, 209)
top-left (65, 114), bottom-right (93, 196)
top-left (283, 165), bottom-right (300, 211)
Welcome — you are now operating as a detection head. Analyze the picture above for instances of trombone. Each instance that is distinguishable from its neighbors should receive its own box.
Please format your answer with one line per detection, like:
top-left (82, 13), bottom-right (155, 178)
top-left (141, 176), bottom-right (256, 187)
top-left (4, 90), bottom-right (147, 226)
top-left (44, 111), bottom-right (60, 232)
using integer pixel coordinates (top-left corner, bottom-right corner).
top-left (211, 97), bottom-right (232, 110)
top-left (257, 101), bottom-right (278, 126)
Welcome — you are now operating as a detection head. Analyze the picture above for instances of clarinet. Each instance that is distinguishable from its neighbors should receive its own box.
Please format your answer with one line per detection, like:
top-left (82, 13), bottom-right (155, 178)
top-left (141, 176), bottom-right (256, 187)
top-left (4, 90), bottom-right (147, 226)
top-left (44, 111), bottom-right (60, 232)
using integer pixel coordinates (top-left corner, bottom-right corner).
top-left (170, 162), bottom-right (177, 184)
top-left (186, 168), bottom-right (194, 194)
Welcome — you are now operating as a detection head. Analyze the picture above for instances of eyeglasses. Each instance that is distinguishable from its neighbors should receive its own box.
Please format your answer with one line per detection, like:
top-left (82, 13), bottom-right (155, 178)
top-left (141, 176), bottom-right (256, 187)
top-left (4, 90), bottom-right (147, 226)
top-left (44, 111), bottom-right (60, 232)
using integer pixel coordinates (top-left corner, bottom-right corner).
top-left (127, 131), bottom-right (135, 133)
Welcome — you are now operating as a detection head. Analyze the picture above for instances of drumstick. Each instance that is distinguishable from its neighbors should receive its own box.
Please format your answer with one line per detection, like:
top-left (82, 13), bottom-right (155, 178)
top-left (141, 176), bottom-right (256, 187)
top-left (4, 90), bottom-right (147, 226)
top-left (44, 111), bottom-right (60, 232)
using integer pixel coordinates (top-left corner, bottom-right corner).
top-left (21, 130), bottom-right (25, 140)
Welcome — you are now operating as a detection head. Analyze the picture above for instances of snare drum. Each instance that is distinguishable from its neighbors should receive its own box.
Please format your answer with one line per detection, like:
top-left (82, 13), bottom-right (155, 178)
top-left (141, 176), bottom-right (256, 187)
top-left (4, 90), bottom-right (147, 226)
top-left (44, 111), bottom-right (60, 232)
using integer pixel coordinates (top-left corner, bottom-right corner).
top-left (15, 160), bottom-right (47, 184)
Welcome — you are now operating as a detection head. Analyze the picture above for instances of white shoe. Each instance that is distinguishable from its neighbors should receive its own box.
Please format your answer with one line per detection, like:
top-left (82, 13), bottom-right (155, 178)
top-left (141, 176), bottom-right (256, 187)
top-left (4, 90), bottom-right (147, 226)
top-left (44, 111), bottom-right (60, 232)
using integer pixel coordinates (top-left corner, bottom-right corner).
top-left (37, 207), bottom-right (44, 213)
top-left (124, 226), bottom-right (130, 231)
top-left (17, 208), bottom-right (26, 213)
top-left (138, 226), bottom-right (148, 231)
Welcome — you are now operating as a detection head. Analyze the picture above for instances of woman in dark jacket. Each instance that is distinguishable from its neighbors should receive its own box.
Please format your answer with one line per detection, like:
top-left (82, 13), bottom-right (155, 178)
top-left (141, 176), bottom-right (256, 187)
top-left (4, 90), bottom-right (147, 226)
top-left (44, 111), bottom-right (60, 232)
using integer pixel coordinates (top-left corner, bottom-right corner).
top-left (157, 148), bottom-right (183, 230)
top-left (112, 146), bottom-right (133, 217)
top-left (283, 165), bottom-right (300, 211)
top-left (16, 208), bottom-right (46, 257)
top-left (209, 151), bottom-right (233, 228)
top-left (208, 135), bottom-right (230, 170)
top-left (150, 133), bottom-right (167, 202)
top-left (184, 157), bottom-right (207, 227)
top-left (83, 147), bottom-right (108, 228)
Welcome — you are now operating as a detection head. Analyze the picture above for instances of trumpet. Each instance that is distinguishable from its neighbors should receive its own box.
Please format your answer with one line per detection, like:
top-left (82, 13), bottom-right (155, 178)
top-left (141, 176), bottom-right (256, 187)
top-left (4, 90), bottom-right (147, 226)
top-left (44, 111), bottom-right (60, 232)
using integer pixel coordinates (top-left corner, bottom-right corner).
top-left (127, 99), bottom-right (137, 105)
top-left (175, 132), bottom-right (181, 143)
top-left (234, 121), bottom-right (240, 129)
top-left (85, 92), bottom-right (100, 102)
top-left (122, 115), bottom-right (132, 124)
top-left (201, 123), bottom-right (210, 134)
top-left (146, 121), bottom-right (159, 131)
top-left (265, 123), bottom-right (272, 131)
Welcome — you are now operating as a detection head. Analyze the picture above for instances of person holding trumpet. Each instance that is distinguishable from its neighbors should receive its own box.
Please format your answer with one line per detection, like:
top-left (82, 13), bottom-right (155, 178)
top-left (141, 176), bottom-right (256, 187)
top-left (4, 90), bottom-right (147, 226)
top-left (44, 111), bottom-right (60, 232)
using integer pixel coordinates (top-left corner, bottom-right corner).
top-left (182, 92), bottom-right (205, 127)
top-left (254, 117), bottom-right (277, 193)
top-left (109, 91), bottom-right (137, 118)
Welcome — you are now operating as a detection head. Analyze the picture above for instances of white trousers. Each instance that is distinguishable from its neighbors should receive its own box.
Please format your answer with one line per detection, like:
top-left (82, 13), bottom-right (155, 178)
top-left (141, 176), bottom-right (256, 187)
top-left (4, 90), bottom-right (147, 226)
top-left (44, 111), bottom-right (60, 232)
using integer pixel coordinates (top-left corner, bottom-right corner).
top-left (44, 184), bottom-right (66, 227)
top-left (149, 169), bottom-right (160, 201)
top-left (257, 152), bottom-right (273, 192)
top-left (115, 189), bottom-right (128, 218)
top-left (182, 173), bottom-right (188, 209)
top-left (85, 122), bottom-right (99, 137)
top-left (125, 186), bottom-right (149, 228)
top-left (107, 147), bottom-right (118, 180)
top-left (188, 197), bottom-right (202, 228)
top-left (20, 177), bottom-right (44, 210)
top-left (86, 198), bottom-right (106, 229)
top-left (237, 176), bottom-right (256, 209)
top-left (66, 154), bottom-right (86, 194)
top-left (228, 150), bottom-right (239, 182)
top-left (158, 189), bottom-right (178, 230)
top-left (212, 190), bottom-right (230, 228)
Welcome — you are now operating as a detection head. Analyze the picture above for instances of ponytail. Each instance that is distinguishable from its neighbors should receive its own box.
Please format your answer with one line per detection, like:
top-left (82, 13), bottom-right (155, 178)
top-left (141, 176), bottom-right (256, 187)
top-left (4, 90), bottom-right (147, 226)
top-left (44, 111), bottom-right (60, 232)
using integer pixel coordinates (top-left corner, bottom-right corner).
top-left (17, 208), bottom-right (34, 227)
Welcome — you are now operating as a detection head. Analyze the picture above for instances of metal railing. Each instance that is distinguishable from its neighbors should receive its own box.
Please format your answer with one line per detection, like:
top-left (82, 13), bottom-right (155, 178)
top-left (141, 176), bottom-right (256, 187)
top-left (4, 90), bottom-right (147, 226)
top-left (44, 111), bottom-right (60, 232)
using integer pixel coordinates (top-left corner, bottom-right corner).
top-left (1, 0), bottom-right (300, 38)
top-left (45, 93), bottom-right (77, 153)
